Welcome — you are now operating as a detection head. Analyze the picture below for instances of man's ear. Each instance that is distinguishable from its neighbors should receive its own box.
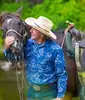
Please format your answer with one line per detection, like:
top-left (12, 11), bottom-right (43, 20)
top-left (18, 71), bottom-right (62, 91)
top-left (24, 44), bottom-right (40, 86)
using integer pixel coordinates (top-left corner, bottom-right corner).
top-left (41, 33), bottom-right (45, 37)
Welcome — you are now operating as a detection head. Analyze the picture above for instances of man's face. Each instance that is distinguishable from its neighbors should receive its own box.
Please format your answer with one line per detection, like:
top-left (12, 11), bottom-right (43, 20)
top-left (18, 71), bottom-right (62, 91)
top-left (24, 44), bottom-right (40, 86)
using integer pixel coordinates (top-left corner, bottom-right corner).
top-left (30, 28), bottom-right (43, 40)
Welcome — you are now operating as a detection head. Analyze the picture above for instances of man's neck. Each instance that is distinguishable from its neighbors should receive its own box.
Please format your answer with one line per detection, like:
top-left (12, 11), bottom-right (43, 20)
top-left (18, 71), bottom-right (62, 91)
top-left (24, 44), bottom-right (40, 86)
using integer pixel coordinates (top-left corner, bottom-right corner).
top-left (36, 37), bottom-right (46, 44)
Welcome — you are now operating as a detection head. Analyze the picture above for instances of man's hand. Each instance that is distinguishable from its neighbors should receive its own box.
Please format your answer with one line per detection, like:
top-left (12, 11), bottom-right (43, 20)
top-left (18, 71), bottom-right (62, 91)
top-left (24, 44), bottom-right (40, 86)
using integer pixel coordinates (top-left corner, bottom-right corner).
top-left (52, 98), bottom-right (63, 100)
top-left (4, 36), bottom-right (15, 49)
top-left (56, 98), bottom-right (63, 100)
top-left (64, 20), bottom-right (74, 35)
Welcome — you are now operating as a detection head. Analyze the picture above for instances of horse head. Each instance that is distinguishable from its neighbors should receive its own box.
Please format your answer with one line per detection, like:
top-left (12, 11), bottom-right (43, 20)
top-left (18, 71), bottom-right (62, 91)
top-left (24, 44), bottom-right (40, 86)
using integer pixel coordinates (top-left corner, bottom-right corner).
top-left (0, 7), bottom-right (30, 62)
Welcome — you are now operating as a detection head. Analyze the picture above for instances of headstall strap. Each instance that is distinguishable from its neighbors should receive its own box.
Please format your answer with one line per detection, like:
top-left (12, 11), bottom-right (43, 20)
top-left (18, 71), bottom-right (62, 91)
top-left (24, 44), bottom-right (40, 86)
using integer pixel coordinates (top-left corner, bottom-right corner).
top-left (7, 29), bottom-right (23, 38)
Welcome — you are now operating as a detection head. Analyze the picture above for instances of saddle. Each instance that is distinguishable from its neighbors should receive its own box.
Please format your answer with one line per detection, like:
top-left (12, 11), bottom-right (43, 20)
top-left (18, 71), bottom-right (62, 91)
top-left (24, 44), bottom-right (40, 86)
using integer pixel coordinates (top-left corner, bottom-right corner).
top-left (69, 28), bottom-right (85, 48)
top-left (65, 31), bottom-right (85, 85)
top-left (74, 38), bottom-right (85, 85)
top-left (77, 36), bottom-right (85, 48)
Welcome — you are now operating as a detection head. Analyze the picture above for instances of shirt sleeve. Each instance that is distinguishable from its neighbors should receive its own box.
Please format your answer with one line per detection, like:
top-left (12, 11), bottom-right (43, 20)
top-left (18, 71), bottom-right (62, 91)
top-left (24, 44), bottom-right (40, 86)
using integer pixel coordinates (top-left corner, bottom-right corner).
top-left (54, 47), bottom-right (67, 98)
top-left (24, 38), bottom-right (32, 60)
top-left (4, 49), bottom-right (15, 62)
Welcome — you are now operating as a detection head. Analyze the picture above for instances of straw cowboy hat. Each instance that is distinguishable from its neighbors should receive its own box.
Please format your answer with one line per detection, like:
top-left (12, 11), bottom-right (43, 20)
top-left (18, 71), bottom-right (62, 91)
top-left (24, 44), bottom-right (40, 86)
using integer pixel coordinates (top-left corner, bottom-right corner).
top-left (25, 16), bottom-right (57, 39)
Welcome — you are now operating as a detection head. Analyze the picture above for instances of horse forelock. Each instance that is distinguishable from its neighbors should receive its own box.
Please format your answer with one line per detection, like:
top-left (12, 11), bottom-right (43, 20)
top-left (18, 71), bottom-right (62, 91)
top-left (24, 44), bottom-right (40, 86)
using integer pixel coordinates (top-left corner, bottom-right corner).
top-left (0, 12), bottom-right (20, 24)
top-left (7, 19), bottom-right (12, 24)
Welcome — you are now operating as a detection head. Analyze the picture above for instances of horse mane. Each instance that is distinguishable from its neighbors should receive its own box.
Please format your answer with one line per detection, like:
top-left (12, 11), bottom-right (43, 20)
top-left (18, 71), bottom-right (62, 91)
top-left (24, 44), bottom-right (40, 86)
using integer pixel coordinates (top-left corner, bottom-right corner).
top-left (0, 12), bottom-right (20, 25)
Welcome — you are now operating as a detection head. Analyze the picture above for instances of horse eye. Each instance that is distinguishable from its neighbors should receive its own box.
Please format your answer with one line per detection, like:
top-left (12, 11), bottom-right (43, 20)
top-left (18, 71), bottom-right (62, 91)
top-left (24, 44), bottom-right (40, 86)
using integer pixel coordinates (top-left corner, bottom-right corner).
top-left (18, 22), bottom-right (21, 25)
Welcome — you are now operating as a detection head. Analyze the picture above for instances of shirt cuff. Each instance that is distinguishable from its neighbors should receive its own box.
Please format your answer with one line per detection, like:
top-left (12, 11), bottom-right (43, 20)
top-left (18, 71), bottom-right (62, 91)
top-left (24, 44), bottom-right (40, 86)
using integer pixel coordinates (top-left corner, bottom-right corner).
top-left (57, 92), bottom-right (65, 98)
top-left (4, 49), bottom-right (10, 57)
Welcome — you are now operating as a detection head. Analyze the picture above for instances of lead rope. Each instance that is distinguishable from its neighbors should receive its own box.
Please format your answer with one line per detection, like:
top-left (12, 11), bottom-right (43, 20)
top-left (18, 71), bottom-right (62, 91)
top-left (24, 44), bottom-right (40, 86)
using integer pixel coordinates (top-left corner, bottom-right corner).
top-left (61, 33), bottom-right (66, 48)
top-left (61, 26), bottom-right (69, 48)
top-left (14, 60), bottom-right (28, 100)
top-left (61, 28), bottom-right (69, 48)
top-left (15, 62), bottom-right (24, 100)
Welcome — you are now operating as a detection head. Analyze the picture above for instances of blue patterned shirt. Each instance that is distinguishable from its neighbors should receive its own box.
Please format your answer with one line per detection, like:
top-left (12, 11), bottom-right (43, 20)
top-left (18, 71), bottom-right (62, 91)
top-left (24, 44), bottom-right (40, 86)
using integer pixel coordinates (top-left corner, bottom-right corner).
top-left (4, 38), bottom-right (67, 98)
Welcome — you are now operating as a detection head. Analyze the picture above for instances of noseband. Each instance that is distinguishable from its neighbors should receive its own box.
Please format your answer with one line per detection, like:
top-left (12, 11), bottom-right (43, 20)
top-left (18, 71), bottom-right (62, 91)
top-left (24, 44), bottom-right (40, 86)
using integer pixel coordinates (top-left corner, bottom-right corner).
top-left (7, 29), bottom-right (23, 38)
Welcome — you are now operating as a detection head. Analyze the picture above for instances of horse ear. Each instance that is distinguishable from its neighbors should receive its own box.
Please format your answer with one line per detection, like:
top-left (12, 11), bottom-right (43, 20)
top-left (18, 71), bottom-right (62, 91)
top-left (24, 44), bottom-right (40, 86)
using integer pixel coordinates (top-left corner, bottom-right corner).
top-left (0, 27), bottom-right (4, 31)
top-left (0, 12), bottom-right (7, 25)
top-left (16, 6), bottom-right (23, 16)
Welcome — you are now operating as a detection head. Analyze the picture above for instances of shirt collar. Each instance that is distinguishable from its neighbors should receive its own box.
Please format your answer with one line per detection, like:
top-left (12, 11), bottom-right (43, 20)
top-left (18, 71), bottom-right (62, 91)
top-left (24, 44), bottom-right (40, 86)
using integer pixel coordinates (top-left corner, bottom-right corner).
top-left (30, 38), bottom-right (45, 48)
top-left (33, 40), bottom-right (45, 48)
top-left (29, 38), bottom-right (51, 48)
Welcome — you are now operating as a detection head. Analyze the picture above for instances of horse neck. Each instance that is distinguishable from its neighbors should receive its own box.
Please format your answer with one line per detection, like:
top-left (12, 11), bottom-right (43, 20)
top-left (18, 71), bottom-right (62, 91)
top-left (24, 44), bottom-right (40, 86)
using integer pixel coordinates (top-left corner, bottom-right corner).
top-left (55, 32), bottom-right (66, 48)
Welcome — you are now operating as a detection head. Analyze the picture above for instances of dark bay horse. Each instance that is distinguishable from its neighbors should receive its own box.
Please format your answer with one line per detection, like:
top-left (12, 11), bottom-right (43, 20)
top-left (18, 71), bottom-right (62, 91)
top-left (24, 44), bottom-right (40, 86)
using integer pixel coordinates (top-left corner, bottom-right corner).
top-left (53, 29), bottom-right (77, 99)
top-left (0, 7), bottom-right (30, 100)
top-left (54, 22), bottom-right (85, 100)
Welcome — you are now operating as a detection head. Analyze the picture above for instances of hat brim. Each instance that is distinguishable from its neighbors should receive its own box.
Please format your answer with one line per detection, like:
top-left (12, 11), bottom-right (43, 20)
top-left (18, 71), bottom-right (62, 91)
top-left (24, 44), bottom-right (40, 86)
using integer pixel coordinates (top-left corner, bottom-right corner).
top-left (25, 17), bottom-right (57, 39)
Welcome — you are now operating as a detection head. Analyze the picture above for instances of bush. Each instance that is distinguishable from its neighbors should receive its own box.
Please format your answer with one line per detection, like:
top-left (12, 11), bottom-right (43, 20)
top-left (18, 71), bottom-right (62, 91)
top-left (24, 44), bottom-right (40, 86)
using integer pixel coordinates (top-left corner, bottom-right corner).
top-left (0, 0), bottom-right (85, 48)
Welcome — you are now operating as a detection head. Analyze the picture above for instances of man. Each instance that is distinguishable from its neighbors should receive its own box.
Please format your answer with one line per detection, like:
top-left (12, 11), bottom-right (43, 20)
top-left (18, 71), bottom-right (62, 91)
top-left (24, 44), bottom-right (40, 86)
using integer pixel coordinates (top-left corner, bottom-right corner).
top-left (4, 16), bottom-right (67, 100)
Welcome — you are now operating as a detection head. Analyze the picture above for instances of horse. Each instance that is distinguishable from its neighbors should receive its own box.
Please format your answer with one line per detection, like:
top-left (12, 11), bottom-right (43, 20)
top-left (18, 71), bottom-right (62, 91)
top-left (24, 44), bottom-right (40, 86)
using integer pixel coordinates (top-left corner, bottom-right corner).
top-left (0, 7), bottom-right (30, 100)
top-left (53, 28), bottom-right (77, 100)
top-left (0, 8), bottom-right (84, 100)
top-left (65, 23), bottom-right (85, 100)
top-left (55, 21), bottom-right (85, 100)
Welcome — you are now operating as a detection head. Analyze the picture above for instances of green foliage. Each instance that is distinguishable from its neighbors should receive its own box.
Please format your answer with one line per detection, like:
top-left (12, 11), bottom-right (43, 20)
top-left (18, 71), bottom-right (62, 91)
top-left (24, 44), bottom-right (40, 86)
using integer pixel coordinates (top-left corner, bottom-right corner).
top-left (0, 0), bottom-right (85, 30)
top-left (0, 31), bottom-right (3, 48)
top-left (0, 0), bottom-right (85, 49)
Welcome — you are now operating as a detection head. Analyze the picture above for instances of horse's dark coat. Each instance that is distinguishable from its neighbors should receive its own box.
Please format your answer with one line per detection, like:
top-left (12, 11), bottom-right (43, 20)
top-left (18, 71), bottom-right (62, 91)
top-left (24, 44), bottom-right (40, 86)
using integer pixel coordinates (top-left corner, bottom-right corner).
top-left (54, 30), bottom-right (77, 96)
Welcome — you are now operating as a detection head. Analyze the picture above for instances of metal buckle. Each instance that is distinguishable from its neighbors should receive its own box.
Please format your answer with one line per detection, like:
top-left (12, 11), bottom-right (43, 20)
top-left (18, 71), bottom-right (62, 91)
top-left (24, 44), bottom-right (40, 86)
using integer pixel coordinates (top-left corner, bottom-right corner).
top-left (33, 85), bottom-right (40, 91)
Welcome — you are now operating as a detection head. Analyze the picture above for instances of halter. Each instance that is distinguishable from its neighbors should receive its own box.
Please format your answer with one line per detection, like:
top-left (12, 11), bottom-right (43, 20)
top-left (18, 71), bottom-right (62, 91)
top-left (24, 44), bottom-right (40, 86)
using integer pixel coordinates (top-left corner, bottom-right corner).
top-left (7, 29), bottom-right (23, 38)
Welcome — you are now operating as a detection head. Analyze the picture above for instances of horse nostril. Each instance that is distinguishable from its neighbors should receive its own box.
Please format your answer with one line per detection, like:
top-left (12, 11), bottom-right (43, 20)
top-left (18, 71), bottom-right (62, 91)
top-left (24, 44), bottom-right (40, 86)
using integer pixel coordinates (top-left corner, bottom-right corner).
top-left (16, 39), bottom-right (19, 42)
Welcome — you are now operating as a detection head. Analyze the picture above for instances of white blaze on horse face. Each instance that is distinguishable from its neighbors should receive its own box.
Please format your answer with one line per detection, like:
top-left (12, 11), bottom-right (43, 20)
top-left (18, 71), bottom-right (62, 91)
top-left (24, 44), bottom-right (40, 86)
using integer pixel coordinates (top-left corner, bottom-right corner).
top-left (7, 19), bottom-right (12, 24)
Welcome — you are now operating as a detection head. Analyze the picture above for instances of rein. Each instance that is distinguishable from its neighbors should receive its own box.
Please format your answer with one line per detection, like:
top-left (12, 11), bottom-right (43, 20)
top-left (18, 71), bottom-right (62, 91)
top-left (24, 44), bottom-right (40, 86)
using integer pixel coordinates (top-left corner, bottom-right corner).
top-left (61, 33), bottom-right (66, 48)
top-left (61, 29), bottom-right (68, 48)
top-left (14, 60), bottom-right (27, 100)
top-left (61, 26), bottom-right (71, 48)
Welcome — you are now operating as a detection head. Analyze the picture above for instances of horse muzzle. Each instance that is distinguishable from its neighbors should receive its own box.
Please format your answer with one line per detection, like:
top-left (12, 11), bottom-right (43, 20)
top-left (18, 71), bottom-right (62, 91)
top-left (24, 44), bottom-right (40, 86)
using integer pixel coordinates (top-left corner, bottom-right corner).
top-left (10, 40), bottom-right (23, 56)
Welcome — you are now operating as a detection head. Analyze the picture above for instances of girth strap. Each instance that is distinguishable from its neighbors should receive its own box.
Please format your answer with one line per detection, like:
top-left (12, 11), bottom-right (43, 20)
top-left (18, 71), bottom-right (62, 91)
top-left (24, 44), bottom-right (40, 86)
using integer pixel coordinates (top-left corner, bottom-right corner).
top-left (75, 42), bottom-right (85, 85)
top-left (75, 42), bottom-right (82, 71)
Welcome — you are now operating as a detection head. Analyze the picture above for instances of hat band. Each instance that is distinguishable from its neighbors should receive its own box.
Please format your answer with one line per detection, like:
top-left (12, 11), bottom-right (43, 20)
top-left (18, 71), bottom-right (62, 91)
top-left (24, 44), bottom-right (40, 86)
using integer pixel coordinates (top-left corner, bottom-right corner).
top-left (34, 22), bottom-right (50, 33)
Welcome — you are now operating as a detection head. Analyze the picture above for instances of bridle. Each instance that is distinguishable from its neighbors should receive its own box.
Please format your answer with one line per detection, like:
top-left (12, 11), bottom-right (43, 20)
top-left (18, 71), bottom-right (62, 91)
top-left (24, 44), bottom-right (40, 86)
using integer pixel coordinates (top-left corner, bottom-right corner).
top-left (7, 29), bottom-right (23, 38)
